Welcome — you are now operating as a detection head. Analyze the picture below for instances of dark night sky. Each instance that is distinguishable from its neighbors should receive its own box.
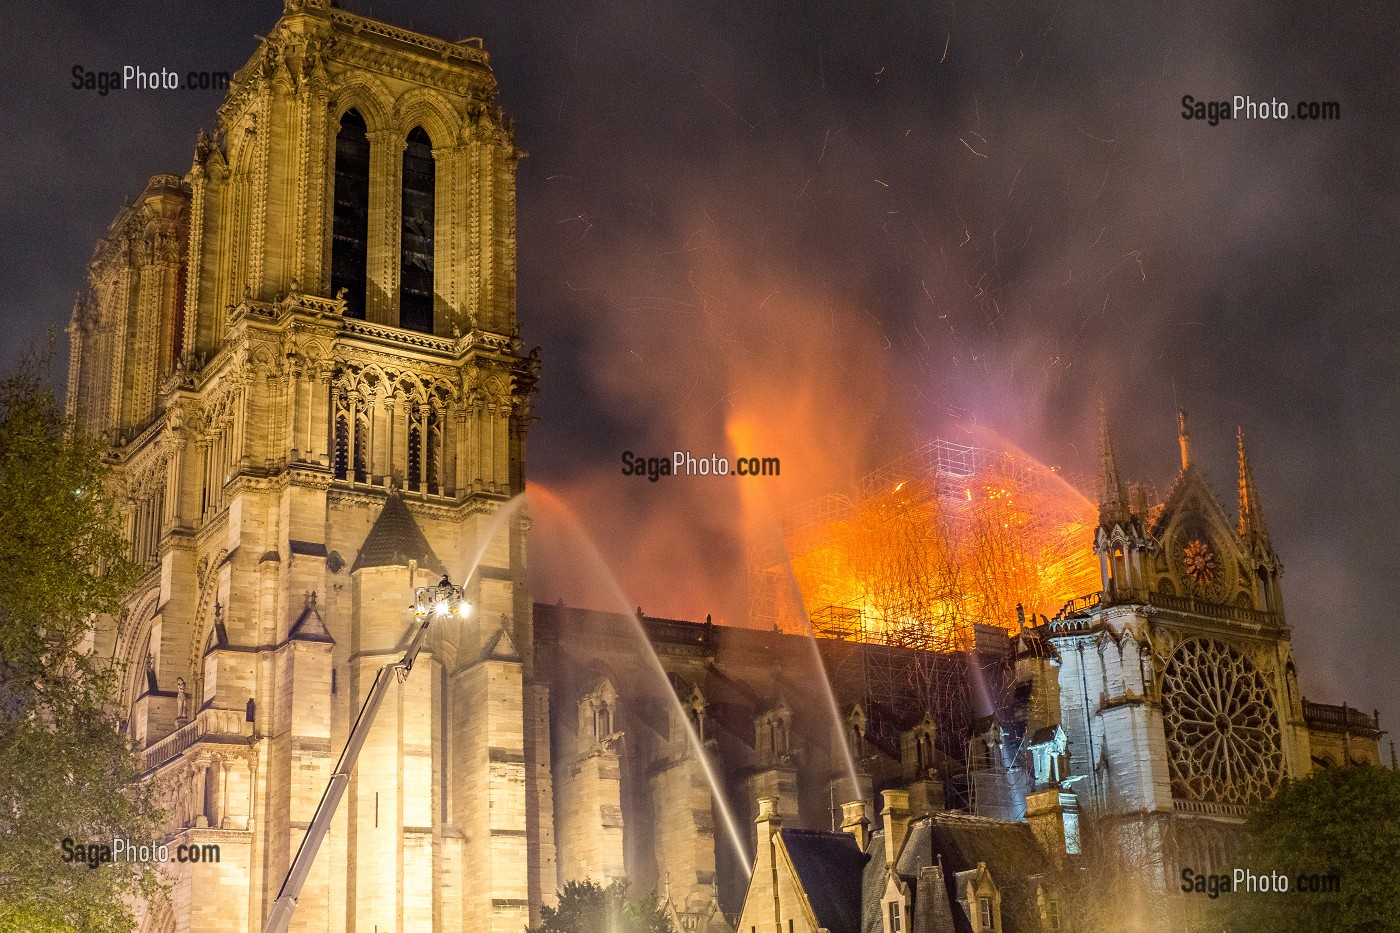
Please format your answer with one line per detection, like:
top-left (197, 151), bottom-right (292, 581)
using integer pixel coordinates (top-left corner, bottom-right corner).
top-left (2, 2), bottom-right (1397, 733)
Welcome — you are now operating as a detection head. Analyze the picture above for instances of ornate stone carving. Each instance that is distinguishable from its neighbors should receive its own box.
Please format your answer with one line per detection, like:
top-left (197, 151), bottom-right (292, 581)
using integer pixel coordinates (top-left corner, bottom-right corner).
top-left (1161, 638), bottom-right (1283, 805)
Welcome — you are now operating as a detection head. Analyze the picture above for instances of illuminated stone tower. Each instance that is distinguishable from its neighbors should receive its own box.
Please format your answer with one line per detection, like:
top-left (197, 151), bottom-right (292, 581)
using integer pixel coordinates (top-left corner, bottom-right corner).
top-left (1038, 410), bottom-right (1376, 902)
top-left (65, 2), bottom-right (547, 931)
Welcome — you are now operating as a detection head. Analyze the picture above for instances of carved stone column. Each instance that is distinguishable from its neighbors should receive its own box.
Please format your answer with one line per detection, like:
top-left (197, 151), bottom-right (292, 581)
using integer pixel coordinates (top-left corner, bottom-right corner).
top-left (365, 130), bottom-right (403, 326)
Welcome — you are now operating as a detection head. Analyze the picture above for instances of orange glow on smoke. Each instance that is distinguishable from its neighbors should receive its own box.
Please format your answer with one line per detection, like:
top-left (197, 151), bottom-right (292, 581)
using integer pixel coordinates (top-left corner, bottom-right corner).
top-left (748, 441), bottom-right (1101, 651)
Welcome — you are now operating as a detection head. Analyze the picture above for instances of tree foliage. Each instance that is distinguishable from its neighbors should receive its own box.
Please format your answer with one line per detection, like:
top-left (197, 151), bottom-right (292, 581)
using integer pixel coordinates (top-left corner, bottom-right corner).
top-left (1209, 765), bottom-right (1400, 933)
top-left (0, 350), bottom-right (162, 932)
top-left (527, 879), bottom-right (675, 933)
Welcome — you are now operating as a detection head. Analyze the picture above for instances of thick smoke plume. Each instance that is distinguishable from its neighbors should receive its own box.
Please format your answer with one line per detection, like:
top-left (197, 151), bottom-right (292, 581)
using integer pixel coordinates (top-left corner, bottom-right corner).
top-left (0, 0), bottom-right (1392, 722)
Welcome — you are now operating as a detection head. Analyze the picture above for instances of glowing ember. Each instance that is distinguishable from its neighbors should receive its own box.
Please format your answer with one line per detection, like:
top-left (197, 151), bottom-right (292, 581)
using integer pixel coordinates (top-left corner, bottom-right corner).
top-left (749, 439), bottom-right (1100, 651)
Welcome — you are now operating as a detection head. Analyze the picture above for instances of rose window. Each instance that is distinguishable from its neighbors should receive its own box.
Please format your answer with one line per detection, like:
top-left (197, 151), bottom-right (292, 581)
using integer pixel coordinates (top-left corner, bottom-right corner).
top-left (1160, 638), bottom-right (1283, 805)
top-left (1182, 539), bottom-right (1216, 585)
top-left (1173, 530), bottom-right (1229, 600)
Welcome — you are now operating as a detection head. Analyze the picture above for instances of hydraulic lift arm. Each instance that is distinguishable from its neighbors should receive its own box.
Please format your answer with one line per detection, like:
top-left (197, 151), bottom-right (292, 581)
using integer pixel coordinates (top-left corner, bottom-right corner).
top-left (260, 613), bottom-right (433, 933)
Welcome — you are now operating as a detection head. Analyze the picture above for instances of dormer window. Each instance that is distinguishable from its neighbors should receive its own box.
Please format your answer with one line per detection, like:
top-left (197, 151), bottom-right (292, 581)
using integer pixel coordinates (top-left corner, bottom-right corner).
top-left (886, 900), bottom-right (903, 933)
top-left (958, 864), bottom-right (1001, 933)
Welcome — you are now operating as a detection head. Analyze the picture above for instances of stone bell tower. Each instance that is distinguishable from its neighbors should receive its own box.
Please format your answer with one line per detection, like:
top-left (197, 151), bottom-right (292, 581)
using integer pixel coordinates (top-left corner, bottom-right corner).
top-left (66, 2), bottom-right (550, 931)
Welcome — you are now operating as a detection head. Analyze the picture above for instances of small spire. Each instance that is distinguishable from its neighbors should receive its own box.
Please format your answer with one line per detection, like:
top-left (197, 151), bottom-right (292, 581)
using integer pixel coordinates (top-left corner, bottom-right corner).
top-left (1177, 409), bottom-right (1192, 471)
top-left (1098, 399), bottom-right (1129, 525)
top-left (1237, 428), bottom-right (1271, 547)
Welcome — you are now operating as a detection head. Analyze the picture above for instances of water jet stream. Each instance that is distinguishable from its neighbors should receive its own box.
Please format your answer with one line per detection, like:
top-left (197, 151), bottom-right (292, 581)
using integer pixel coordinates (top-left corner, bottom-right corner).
top-left (742, 498), bottom-right (864, 808)
top-left (455, 491), bottom-right (530, 588)
top-left (526, 483), bottom-right (755, 878)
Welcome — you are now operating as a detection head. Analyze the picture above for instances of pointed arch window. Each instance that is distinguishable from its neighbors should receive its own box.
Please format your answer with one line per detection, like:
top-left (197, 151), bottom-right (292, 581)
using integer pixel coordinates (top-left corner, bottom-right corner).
top-left (426, 408), bottom-right (442, 494)
top-left (353, 411), bottom-right (369, 483)
top-left (399, 127), bottom-right (435, 333)
top-left (333, 410), bottom-right (349, 480)
top-left (331, 109), bottom-right (370, 319)
top-left (407, 412), bottom-right (423, 493)
top-left (333, 390), bottom-right (370, 484)
top-left (596, 703), bottom-right (612, 738)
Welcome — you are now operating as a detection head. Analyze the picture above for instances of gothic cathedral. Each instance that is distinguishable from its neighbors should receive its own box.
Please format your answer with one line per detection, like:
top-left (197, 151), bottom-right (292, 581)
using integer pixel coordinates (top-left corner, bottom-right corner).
top-left (64, 3), bottom-right (1384, 933)
top-left (66, 3), bottom-right (546, 931)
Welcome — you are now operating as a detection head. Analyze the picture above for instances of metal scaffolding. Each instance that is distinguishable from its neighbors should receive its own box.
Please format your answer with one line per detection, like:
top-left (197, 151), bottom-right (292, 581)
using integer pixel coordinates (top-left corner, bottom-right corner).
top-left (749, 437), bottom-right (1100, 732)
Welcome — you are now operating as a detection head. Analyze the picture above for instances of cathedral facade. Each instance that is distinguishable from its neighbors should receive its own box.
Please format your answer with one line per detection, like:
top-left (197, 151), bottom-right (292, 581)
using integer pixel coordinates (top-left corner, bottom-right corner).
top-left (67, 3), bottom-right (547, 931)
top-left (65, 4), bottom-right (1383, 933)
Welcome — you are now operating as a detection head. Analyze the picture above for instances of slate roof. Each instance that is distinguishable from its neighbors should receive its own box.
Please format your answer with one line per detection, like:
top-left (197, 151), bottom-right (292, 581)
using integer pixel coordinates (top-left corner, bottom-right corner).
top-left (289, 594), bottom-right (333, 643)
top-left (898, 813), bottom-right (1050, 933)
top-left (780, 829), bottom-right (869, 933)
top-left (913, 863), bottom-right (958, 933)
top-left (859, 831), bottom-right (887, 933)
top-left (351, 493), bottom-right (446, 575)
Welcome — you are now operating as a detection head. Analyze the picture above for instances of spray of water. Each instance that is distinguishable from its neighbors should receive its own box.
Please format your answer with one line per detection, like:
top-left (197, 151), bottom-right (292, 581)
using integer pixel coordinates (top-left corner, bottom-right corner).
top-left (455, 491), bottom-right (530, 585)
top-left (743, 499), bottom-right (864, 806)
top-left (527, 483), bottom-right (755, 877)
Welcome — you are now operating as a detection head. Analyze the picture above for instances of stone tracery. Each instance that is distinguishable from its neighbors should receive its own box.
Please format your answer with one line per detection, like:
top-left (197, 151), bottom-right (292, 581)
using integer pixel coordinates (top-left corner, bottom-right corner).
top-left (1161, 638), bottom-right (1283, 805)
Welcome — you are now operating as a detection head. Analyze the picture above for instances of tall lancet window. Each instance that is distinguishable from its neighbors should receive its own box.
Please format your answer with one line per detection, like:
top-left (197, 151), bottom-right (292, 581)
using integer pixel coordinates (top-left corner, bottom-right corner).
top-left (399, 127), bottom-right (435, 333)
top-left (331, 109), bottom-right (370, 319)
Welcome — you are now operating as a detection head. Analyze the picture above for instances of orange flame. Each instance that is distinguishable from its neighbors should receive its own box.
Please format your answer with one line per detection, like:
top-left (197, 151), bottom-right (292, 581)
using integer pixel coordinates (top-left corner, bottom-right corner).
top-left (750, 443), bottom-right (1101, 651)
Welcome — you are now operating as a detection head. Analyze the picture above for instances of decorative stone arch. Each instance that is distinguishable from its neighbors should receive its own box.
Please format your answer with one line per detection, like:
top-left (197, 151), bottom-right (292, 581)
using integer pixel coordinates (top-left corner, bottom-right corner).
top-left (248, 343), bottom-right (278, 374)
top-left (138, 891), bottom-right (177, 933)
top-left (329, 75), bottom-right (396, 136)
top-left (846, 703), bottom-right (868, 758)
top-left (755, 697), bottom-right (794, 765)
top-left (219, 125), bottom-right (261, 304)
top-left (201, 382), bottom-right (241, 433)
top-left (185, 548), bottom-right (229, 675)
top-left (395, 370), bottom-right (431, 405)
top-left (360, 362), bottom-right (395, 394)
top-left (579, 675), bottom-right (621, 745)
top-left (480, 373), bottom-right (510, 407)
top-left (666, 672), bottom-right (708, 743)
top-left (392, 88), bottom-right (463, 148)
top-left (224, 117), bottom-right (260, 175)
top-left (907, 711), bottom-right (938, 774)
top-left (128, 449), bottom-right (170, 499)
top-left (115, 587), bottom-right (162, 714)
top-left (297, 336), bottom-right (332, 365)
top-left (425, 375), bottom-right (458, 407)
top-left (334, 360), bottom-right (390, 397)
top-left (1168, 819), bottom-right (1239, 877)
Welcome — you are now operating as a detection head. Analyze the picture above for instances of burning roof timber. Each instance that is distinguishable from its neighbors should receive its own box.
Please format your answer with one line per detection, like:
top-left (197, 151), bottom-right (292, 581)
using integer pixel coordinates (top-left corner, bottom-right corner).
top-left (749, 439), bottom-right (1102, 653)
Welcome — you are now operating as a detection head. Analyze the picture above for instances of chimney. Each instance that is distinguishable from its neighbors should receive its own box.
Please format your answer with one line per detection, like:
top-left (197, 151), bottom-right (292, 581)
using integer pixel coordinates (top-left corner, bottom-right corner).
top-left (840, 800), bottom-right (871, 851)
top-left (753, 795), bottom-right (784, 924)
top-left (881, 789), bottom-right (911, 869)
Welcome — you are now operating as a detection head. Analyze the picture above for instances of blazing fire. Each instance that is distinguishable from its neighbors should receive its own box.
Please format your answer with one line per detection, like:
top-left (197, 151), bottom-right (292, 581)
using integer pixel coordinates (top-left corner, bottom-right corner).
top-left (748, 440), bottom-right (1101, 652)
